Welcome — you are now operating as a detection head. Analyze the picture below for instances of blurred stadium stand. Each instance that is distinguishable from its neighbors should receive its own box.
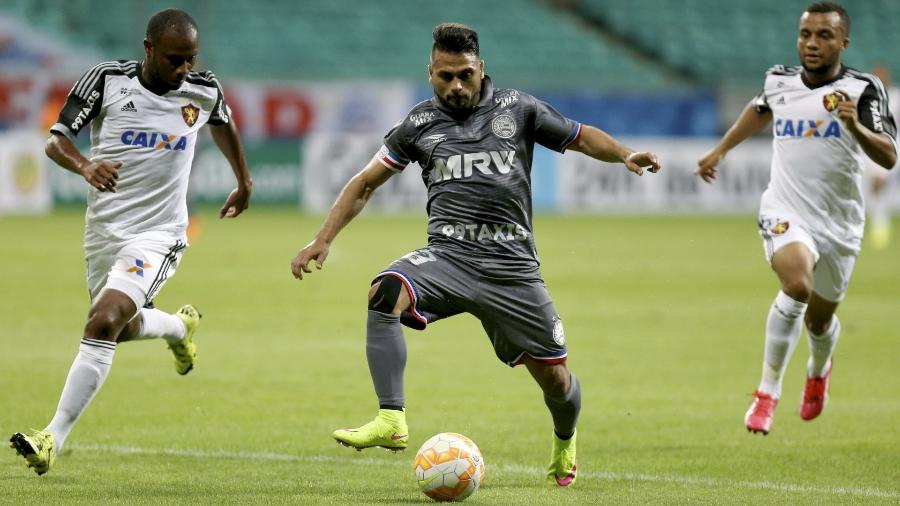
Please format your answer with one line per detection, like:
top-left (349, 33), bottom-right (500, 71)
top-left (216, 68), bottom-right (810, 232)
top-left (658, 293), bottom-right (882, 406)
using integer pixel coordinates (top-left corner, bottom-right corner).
top-left (3, 0), bottom-right (896, 87)
top-left (0, 0), bottom-right (896, 213)
top-left (574, 0), bottom-right (900, 85)
top-left (1, 0), bottom-right (676, 90)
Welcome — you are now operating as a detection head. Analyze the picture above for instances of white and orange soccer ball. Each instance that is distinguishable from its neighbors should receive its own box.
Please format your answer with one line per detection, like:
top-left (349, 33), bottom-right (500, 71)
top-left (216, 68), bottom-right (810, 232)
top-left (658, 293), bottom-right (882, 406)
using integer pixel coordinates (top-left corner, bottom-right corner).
top-left (413, 432), bottom-right (485, 502)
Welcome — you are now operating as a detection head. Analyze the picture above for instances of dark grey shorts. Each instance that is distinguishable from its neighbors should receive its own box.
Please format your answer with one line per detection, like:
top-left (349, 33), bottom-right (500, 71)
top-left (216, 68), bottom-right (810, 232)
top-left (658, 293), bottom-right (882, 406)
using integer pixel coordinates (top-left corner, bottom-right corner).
top-left (374, 247), bottom-right (568, 367)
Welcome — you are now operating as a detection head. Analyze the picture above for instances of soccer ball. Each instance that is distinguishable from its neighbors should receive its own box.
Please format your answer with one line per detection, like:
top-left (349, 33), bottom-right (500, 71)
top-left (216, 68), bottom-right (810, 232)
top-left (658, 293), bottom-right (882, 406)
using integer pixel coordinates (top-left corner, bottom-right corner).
top-left (413, 432), bottom-right (485, 502)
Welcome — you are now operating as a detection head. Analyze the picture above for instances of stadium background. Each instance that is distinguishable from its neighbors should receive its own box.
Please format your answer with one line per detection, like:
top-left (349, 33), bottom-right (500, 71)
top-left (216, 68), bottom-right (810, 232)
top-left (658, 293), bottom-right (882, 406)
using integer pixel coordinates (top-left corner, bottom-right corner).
top-left (1, 1), bottom-right (898, 503)
top-left (2, 0), bottom-right (898, 214)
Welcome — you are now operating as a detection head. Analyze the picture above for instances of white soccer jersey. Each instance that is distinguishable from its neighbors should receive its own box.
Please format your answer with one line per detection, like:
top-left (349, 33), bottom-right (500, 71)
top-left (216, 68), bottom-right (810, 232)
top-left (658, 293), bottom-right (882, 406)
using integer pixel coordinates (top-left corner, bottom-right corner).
top-left (51, 60), bottom-right (230, 241)
top-left (754, 65), bottom-right (898, 253)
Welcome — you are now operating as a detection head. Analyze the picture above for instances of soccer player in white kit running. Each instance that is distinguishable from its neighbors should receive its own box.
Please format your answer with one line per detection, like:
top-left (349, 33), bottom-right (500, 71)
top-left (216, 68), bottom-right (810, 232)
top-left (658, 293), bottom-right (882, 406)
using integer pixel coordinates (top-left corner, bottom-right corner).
top-left (697, 2), bottom-right (896, 435)
top-left (9, 9), bottom-right (252, 475)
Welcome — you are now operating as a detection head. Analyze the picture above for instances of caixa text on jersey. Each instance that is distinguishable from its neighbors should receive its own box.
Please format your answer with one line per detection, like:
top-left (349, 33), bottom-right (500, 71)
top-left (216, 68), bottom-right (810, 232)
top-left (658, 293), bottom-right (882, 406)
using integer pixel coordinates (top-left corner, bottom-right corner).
top-left (774, 119), bottom-right (841, 138)
top-left (120, 131), bottom-right (188, 151)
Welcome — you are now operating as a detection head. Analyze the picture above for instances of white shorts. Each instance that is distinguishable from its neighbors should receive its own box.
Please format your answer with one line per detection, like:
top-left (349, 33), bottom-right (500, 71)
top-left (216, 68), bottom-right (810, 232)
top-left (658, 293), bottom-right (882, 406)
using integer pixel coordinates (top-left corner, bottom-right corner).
top-left (758, 209), bottom-right (857, 302)
top-left (85, 231), bottom-right (187, 311)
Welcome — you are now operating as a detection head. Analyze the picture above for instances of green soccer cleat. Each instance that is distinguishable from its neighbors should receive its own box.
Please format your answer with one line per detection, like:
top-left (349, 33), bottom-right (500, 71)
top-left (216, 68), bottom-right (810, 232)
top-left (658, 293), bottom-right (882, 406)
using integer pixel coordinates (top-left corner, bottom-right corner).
top-left (333, 409), bottom-right (408, 452)
top-left (547, 429), bottom-right (577, 487)
top-left (170, 305), bottom-right (201, 375)
top-left (9, 430), bottom-right (56, 476)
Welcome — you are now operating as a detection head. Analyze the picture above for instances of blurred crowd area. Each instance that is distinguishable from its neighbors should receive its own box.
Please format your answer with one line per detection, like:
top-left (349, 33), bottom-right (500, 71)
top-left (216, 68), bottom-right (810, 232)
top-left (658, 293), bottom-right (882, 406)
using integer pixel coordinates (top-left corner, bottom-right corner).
top-left (0, 0), bottom-right (896, 213)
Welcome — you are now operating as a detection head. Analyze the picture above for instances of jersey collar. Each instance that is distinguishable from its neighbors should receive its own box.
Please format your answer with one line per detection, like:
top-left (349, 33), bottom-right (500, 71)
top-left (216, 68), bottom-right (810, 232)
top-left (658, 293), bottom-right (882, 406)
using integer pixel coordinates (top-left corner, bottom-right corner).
top-left (431, 76), bottom-right (495, 118)
top-left (800, 64), bottom-right (846, 90)
top-left (136, 61), bottom-right (183, 96)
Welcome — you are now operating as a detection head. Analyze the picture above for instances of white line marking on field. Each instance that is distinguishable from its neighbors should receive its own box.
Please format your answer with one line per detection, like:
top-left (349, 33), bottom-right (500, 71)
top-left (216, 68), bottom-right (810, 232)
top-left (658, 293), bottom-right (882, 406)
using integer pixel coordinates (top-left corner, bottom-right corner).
top-left (67, 443), bottom-right (899, 499)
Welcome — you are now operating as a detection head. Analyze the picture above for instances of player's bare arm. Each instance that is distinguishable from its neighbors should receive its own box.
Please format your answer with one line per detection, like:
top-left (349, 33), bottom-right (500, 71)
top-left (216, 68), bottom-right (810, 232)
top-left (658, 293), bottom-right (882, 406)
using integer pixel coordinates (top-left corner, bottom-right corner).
top-left (45, 133), bottom-right (122, 192)
top-left (209, 121), bottom-right (253, 218)
top-left (291, 158), bottom-right (395, 280)
top-left (833, 89), bottom-right (898, 169)
top-left (568, 125), bottom-right (660, 176)
top-left (696, 102), bottom-right (773, 183)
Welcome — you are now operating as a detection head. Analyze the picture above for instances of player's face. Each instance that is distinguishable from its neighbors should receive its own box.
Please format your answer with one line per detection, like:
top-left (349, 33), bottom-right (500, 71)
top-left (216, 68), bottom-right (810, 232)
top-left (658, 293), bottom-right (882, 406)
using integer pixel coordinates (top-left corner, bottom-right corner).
top-left (797, 12), bottom-right (847, 74)
top-left (429, 50), bottom-right (484, 111)
top-left (143, 28), bottom-right (199, 89)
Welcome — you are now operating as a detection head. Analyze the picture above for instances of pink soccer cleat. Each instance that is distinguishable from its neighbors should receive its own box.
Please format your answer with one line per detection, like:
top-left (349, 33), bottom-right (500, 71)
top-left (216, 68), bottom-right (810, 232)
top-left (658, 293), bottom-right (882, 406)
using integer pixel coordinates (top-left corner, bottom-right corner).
top-left (745, 390), bottom-right (778, 435)
top-left (801, 362), bottom-right (832, 421)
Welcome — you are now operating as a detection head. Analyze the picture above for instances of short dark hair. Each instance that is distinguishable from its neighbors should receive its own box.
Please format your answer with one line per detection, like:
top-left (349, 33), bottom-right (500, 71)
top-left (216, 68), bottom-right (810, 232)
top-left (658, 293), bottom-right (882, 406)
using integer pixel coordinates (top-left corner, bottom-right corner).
top-left (432, 23), bottom-right (479, 56)
top-left (805, 2), bottom-right (850, 35)
top-left (146, 8), bottom-right (198, 43)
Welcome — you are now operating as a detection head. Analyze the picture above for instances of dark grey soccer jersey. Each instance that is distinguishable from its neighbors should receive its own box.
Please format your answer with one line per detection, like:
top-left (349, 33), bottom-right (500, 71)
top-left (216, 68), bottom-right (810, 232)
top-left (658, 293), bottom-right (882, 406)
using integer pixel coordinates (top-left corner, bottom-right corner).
top-left (377, 77), bottom-right (581, 276)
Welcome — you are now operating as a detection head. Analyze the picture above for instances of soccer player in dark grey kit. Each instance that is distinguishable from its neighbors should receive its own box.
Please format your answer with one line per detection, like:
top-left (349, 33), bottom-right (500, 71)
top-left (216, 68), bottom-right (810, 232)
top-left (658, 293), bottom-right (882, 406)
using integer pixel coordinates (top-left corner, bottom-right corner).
top-left (291, 23), bottom-right (660, 486)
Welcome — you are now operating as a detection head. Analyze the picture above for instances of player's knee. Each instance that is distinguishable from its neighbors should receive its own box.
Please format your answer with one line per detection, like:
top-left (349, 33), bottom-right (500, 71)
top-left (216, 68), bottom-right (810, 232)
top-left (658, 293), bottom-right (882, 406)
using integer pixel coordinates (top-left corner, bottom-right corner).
top-left (781, 278), bottom-right (812, 303)
top-left (804, 314), bottom-right (832, 336)
top-left (85, 307), bottom-right (131, 342)
top-left (368, 276), bottom-right (405, 315)
top-left (537, 365), bottom-right (570, 398)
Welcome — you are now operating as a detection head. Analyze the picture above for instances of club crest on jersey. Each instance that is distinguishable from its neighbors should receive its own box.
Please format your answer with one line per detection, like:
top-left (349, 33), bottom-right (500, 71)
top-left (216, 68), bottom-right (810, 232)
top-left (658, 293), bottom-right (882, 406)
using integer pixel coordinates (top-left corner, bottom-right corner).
top-left (121, 130), bottom-right (188, 151)
top-left (774, 119), bottom-right (841, 138)
top-left (181, 103), bottom-right (200, 126)
top-left (127, 259), bottom-right (152, 278)
top-left (822, 93), bottom-right (839, 112)
top-left (771, 221), bottom-right (790, 235)
top-left (491, 114), bottom-right (517, 139)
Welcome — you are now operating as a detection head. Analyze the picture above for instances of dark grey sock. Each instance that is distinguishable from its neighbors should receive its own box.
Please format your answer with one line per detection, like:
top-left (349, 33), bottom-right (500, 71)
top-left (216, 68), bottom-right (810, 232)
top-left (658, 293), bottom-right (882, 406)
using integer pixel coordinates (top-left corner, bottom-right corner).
top-left (366, 310), bottom-right (406, 407)
top-left (544, 372), bottom-right (581, 439)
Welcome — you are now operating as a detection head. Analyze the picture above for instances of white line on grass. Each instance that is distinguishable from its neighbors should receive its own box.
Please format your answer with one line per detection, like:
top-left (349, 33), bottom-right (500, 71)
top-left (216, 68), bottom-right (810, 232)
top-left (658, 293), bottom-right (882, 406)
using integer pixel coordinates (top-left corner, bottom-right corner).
top-left (67, 443), bottom-right (899, 499)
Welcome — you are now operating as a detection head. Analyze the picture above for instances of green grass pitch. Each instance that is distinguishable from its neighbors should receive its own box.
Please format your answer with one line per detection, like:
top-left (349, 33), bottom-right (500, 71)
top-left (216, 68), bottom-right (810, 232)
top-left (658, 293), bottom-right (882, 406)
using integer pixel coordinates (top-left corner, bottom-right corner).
top-left (1, 208), bottom-right (898, 504)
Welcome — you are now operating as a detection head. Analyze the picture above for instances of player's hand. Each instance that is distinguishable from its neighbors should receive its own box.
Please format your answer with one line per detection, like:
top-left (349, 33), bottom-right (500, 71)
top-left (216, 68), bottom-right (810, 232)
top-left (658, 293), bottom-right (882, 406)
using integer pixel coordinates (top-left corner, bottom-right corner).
top-left (291, 238), bottom-right (330, 280)
top-left (624, 151), bottom-right (661, 176)
top-left (833, 89), bottom-right (860, 132)
top-left (219, 185), bottom-right (252, 218)
top-left (82, 160), bottom-right (122, 192)
top-left (696, 148), bottom-right (725, 183)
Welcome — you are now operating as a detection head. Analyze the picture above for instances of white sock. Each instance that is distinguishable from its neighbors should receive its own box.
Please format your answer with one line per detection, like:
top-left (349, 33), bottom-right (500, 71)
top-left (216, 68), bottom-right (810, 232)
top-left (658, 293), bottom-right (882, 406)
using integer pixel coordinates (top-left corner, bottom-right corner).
top-left (758, 291), bottom-right (807, 399)
top-left (45, 339), bottom-right (116, 450)
top-left (136, 308), bottom-right (185, 344)
top-left (807, 316), bottom-right (840, 377)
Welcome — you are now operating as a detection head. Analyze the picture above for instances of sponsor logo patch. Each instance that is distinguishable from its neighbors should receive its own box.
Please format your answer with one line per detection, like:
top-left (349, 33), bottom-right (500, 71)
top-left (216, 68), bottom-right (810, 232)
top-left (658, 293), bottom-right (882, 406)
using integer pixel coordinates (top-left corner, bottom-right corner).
top-left (410, 111), bottom-right (435, 127)
top-left (774, 119), bottom-right (840, 138)
top-left (121, 130), bottom-right (188, 151)
top-left (439, 221), bottom-right (529, 242)
top-left (431, 150), bottom-right (516, 182)
top-left (127, 259), bottom-right (152, 278)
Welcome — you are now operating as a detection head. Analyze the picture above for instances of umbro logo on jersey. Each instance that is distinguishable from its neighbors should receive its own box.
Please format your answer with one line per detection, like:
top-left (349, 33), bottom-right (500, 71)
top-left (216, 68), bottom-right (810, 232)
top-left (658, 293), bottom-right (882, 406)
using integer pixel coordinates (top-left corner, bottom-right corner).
top-left (423, 134), bottom-right (446, 146)
top-left (120, 101), bottom-right (137, 112)
top-left (774, 119), bottom-right (841, 138)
